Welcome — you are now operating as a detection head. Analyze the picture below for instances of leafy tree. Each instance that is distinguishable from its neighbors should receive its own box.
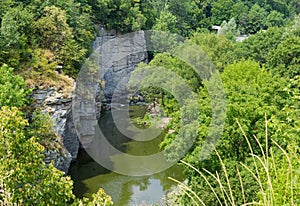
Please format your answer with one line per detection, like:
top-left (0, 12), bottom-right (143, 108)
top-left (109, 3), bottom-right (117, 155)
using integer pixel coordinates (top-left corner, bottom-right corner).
top-left (0, 0), bottom-right (96, 75)
top-left (142, 0), bottom-right (208, 35)
top-left (138, 0), bottom-right (157, 29)
top-left (88, 0), bottom-right (114, 24)
top-left (0, 64), bottom-right (31, 108)
top-left (243, 4), bottom-right (268, 34)
top-left (267, 15), bottom-right (300, 79)
top-left (27, 0), bottom-right (95, 55)
top-left (112, 0), bottom-right (147, 31)
top-left (231, 1), bottom-right (249, 28)
top-left (33, 6), bottom-right (73, 54)
top-left (288, 14), bottom-right (300, 37)
top-left (152, 5), bottom-right (178, 33)
top-left (175, 128), bottom-right (300, 206)
top-left (267, 36), bottom-right (300, 78)
top-left (189, 0), bottom-right (214, 31)
top-left (33, 5), bottom-right (88, 75)
top-left (59, 38), bottom-right (87, 76)
top-left (134, 52), bottom-right (201, 114)
top-left (129, 0), bottom-right (147, 31)
top-left (210, 0), bottom-right (234, 25)
top-left (194, 60), bottom-right (290, 163)
top-left (233, 27), bottom-right (284, 65)
top-left (219, 17), bottom-right (240, 41)
top-left (0, 5), bottom-right (33, 67)
top-left (165, 0), bottom-right (196, 36)
top-left (77, 188), bottom-right (113, 206)
top-left (287, 0), bottom-right (300, 17)
top-left (168, 60), bottom-right (297, 205)
top-left (266, 10), bottom-right (285, 27)
top-left (91, 0), bottom-right (146, 32)
top-left (0, 106), bottom-right (114, 205)
top-left (267, 0), bottom-right (290, 17)
top-left (29, 111), bottom-right (66, 153)
top-left (190, 32), bottom-right (234, 71)
top-left (57, 1), bottom-right (95, 53)
top-left (0, 0), bottom-right (14, 20)
top-left (29, 48), bottom-right (57, 76)
top-left (148, 53), bottom-right (201, 92)
top-left (0, 106), bottom-right (75, 205)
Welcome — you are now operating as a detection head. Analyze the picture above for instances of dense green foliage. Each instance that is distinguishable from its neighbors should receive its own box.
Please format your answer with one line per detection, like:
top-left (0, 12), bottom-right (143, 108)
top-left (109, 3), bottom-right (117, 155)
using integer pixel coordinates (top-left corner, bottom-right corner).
top-left (0, 64), bottom-right (31, 108)
top-left (148, 14), bottom-right (299, 206)
top-left (0, 0), bottom-right (95, 77)
top-left (1, 0), bottom-right (299, 77)
top-left (173, 60), bottom-right (299, 205)
top-left (0, 0), bottom-right (299, 205)
top-left (0, 107), bottom-right (113, 205)
top-left (0, 107), bottom-right (75, 205)
top-left (0, 64), bottom-right (111, 204)
top-left (133, 7), bottom-right (299, 206)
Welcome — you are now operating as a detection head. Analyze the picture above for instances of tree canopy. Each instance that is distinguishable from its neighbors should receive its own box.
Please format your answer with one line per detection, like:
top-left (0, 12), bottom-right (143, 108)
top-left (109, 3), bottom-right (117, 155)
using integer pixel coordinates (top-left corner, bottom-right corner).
top-left (0, 0), bottom-right (299, 205)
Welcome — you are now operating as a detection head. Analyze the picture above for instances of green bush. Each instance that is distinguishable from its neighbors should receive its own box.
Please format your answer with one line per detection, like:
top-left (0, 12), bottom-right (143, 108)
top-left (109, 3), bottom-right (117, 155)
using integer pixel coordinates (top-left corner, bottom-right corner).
top-left (0, 107), bottom-right (75, 205)
top-left (0, 107), bottom-right (113, 205)
top-left (0, 64), bottom-right (31, 108)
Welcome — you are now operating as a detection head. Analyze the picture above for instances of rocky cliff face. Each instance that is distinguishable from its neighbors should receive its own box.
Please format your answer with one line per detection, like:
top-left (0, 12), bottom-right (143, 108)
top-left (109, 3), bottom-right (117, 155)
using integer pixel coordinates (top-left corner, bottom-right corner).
top-left (34, 28), bottom-right (148, 173)
top-left (73, 29), bottom-right (148, 149)
top-left (94, 29), bottom-right (148, 102)
top-left (33, 86), bottom-right (76, 174)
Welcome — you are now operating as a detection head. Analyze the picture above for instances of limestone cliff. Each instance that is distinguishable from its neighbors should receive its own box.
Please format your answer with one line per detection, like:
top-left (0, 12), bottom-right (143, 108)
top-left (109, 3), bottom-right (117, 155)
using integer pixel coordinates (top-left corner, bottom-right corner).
top-left (73, 29), bottom-right (148, 149)
top-left (34, 28), bottom-right (148, 173)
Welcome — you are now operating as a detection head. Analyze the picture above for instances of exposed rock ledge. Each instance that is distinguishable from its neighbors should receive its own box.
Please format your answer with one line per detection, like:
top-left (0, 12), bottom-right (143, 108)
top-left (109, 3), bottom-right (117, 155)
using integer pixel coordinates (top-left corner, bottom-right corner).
top-left (32, 83), bottom-right (78, 174)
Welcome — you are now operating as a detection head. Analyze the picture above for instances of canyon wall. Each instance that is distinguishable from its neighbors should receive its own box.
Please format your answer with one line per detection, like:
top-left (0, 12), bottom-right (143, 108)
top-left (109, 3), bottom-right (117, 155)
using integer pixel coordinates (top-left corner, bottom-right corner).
top-left (34, 29), bottom-right (148, 173)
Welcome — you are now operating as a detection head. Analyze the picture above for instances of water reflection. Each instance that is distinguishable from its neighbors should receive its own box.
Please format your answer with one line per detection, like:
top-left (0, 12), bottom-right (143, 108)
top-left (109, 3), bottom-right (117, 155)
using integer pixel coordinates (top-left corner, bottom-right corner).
top-left (69, 106), bottom-right (184, 205)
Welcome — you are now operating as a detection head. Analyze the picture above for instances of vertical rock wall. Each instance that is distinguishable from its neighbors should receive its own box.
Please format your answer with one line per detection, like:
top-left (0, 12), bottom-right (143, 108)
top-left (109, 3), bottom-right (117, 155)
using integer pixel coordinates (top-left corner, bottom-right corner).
top-left (95, 30), bottom-right (148, 102)
top-left (73, 29), bottom-right (148, 149)
top-left (33, 86), bottom-right (76, 174)
top-left (33, 28), bottom-right (148, 173)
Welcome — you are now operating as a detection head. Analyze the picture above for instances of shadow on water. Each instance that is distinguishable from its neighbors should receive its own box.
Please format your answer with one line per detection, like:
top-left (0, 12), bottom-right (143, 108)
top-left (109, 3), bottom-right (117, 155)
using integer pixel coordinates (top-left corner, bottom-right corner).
top-left (68, 105), bottom-right (185, 205)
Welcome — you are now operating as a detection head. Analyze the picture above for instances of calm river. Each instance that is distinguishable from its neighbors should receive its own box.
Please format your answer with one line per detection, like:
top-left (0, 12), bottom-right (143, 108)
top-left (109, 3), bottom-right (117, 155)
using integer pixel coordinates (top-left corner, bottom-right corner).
top-left (68, 105), bottom-right (184, 205)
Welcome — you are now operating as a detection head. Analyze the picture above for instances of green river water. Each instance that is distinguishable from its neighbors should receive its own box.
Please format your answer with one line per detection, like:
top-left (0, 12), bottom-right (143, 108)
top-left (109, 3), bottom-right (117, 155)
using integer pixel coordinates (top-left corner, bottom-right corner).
top-left (68, 105), bottom-right (185, 205)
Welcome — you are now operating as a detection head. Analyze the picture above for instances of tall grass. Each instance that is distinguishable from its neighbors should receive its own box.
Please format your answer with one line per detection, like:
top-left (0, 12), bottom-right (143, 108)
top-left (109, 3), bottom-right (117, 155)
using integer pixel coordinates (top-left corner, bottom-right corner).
top-left (169, 119), bottom-right (300, 206)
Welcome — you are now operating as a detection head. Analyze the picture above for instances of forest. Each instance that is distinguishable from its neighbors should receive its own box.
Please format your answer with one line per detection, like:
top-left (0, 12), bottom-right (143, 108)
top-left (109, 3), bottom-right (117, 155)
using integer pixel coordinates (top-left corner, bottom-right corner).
top-left (0, 0), bottom-right (299, 205)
